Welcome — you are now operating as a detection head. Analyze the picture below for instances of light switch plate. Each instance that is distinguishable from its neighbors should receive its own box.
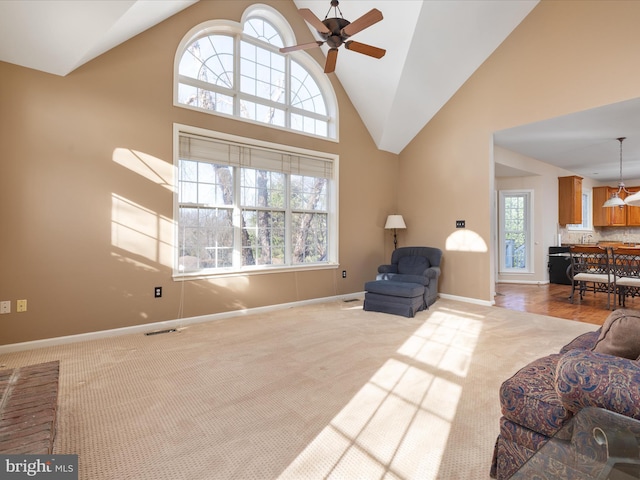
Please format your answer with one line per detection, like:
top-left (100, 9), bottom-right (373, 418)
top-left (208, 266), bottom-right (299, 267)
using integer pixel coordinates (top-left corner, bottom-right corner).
top-left (16, 299), bottom-right (27, 312)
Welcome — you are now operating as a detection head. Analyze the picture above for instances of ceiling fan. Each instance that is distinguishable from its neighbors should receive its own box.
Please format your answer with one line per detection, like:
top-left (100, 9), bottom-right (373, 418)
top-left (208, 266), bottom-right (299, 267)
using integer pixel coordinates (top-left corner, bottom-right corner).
top-left (280, 0), bottom-right (386, 74)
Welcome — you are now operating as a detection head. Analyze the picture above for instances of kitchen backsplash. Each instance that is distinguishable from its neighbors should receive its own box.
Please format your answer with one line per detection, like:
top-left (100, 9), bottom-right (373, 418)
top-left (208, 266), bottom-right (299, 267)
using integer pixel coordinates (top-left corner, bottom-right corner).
top-left (559, 227), bottom-right (640, 245)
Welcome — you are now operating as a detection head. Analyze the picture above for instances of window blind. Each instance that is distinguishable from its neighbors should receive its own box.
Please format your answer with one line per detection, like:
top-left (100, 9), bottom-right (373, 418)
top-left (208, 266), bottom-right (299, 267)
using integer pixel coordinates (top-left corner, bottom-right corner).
top-left (179, 132), bottom-right (333, 179)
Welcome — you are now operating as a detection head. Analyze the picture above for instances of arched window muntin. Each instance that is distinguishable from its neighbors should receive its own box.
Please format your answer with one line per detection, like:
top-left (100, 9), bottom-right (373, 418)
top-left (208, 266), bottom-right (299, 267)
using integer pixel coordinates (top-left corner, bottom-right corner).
top-left (243, 16), bottom-right (284, 47)
top-left (174, 5), bottom-right (338, 141)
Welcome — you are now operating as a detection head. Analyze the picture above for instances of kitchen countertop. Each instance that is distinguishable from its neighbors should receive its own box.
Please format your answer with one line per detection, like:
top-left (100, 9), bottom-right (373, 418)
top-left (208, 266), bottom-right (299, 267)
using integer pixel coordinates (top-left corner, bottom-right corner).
top-left (563, 242), bottom-right (640, 248)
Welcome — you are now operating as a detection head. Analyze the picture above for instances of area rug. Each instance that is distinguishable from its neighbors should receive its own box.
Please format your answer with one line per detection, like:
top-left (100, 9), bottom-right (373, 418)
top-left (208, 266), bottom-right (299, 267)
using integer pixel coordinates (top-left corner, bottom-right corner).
top-left (0, 298), bottom-right (595, 479)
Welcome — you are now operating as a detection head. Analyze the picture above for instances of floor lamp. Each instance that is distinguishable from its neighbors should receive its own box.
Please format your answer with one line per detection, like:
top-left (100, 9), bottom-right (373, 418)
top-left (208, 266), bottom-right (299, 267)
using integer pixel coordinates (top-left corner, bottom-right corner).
top-left (385, 215), bottom-right (406, 249)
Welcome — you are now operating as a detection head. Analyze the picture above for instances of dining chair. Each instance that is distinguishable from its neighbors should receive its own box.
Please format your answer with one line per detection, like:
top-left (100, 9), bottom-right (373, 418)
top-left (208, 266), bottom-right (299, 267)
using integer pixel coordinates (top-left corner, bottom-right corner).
top-left (611, 247), bottom-right (640, 307)
top-left (569, 245), bottom-right (615, 309)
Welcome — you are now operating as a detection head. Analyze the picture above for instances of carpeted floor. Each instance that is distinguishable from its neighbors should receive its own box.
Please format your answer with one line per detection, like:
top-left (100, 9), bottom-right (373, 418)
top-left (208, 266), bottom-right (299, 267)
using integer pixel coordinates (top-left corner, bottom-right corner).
top-left (0, 298), bottom-right (596, 480)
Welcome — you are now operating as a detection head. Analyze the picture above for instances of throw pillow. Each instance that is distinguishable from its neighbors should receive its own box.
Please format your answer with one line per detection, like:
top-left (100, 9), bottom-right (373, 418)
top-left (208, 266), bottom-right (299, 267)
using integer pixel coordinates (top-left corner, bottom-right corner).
top-left (592, 309), bottom-right (640, 359)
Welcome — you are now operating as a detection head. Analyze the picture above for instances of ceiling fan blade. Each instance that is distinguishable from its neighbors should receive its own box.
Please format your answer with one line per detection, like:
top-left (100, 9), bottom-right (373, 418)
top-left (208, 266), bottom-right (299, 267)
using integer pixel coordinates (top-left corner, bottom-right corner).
top-left (324, 48), bottom-right (338, 73)
top-left (280, 41), bottom-right (324, 53)
top-left (341, 8), bottom-right (383, 38)
top-left (344, 41), bottom-right (386, 59)
top-left (298, 8), bottom-right (330, 34)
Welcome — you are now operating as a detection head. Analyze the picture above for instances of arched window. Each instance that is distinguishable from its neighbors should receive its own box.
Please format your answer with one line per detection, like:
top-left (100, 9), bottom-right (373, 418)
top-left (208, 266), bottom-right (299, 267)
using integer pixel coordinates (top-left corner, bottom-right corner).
top-left (174, 5), bottom-right (338, 139)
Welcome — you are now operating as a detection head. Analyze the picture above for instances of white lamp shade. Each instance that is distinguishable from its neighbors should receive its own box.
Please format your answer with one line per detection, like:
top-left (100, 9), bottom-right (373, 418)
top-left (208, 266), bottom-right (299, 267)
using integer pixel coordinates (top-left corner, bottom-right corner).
top-left (385, 215), bottom-right (406, 229)
top-left (626, 191), bottom-right (640, 206)
top-left (603, 195), bottom-right (626, 207)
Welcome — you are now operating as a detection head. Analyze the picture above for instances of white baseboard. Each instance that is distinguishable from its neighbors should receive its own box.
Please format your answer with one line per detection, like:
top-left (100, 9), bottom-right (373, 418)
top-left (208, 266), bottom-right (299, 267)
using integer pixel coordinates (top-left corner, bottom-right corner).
top-left (0, 293), bottom-right (365, 355)
top-left (497, 280), bottom-right (550, 285)
top-left (438, 293), bottom-right (494, 307)
top-left (1, 291), bottom-right (497, 354)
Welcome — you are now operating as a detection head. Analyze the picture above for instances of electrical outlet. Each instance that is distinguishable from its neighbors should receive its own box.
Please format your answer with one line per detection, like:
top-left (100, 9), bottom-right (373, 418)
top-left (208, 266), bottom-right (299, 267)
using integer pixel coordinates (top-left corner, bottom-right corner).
top-left (456, 220), bottom-right (466, 228)
top-left (0, 301), bottom-right (9, 314)
top-left (154, 287), bottom-right (162, 298)
top-left (342, 270), bottom-right (347, 278)
top-left (16, 299), bottom-right (27, 312)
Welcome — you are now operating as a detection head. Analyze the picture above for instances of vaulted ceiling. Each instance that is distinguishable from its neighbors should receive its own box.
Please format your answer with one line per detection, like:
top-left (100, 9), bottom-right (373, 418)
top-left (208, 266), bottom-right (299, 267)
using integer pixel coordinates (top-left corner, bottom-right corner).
top-left (291, 0), bottom-right (537, 154)
top-left (0, 1), bottom-right (197, 76)
top-left (3, 0), bottom-right (638, 180)
top-left (0, 0), bottom-right (536, 153)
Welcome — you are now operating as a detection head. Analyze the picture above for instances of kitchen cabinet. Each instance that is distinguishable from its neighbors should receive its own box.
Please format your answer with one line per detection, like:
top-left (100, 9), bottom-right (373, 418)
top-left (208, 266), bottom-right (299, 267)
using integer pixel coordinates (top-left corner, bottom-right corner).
top-left (592, 187), bottom-right (608, 226)
top-left (592, 186), bottom-right (640, 226)
top-left (626, 187), bottom-right (640, 226)
top-left (558, 175), bottom-right (582, 225)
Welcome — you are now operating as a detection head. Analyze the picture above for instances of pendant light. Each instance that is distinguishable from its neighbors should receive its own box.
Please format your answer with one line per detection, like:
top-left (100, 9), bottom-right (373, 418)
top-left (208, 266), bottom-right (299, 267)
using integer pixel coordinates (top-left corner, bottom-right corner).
top-left (603, 137), bottom-right (629, 207)
top-left (626, 189), bottom-right (640, 206)
top-left (625, 141), bottom-right (640, 205)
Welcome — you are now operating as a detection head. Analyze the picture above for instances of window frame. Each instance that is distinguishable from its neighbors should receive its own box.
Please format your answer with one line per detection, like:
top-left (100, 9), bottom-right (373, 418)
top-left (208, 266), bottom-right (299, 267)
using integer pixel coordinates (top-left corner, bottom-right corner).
top-left (173, 6), bottom-right (339, 142)
top-left (173, 123), bottom-right (339, 279)
top-left (566, 188), bottom-right (593, 231)
top-left (498, 190), bottom-right (533, 274)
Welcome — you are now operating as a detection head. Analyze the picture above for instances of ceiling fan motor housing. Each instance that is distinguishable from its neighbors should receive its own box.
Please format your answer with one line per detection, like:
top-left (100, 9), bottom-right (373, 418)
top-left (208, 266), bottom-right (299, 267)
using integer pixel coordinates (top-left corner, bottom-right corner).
top-left (321, 17), bottom-right (351, 47)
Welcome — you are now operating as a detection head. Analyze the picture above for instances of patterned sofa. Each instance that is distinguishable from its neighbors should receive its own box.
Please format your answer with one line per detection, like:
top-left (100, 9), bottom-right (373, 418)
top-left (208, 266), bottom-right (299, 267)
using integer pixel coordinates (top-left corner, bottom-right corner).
top-left (490, 309), bottom-right (640, 479)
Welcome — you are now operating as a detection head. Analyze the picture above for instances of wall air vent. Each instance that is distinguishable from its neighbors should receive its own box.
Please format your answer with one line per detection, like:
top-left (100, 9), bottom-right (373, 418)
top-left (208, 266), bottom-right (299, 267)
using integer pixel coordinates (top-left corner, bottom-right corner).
top-left (144, 328), bottom-right (177, 336)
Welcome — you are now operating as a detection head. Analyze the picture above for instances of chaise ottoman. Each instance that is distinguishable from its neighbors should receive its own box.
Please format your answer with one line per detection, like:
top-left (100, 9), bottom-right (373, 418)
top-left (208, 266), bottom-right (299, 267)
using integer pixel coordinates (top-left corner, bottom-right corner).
top-left (363, 280), bottom-right (425, 318)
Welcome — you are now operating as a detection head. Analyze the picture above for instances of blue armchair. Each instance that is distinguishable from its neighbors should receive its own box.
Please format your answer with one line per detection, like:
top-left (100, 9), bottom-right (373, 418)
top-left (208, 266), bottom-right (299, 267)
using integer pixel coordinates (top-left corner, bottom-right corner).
top-left (363, 246), bottom-right (442, 317)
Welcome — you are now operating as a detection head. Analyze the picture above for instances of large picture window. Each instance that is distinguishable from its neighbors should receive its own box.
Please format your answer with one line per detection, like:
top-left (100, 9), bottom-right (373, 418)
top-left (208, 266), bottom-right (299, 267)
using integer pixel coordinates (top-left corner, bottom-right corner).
top-left (175, 126), bottom-right (338, 277)
top-left (174, 5), bottom-right (338, 140)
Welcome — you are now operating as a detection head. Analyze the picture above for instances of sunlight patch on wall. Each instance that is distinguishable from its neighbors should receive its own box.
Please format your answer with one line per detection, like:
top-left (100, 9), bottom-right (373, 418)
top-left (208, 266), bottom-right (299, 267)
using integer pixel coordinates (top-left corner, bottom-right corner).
top-left (445, 229), bottom-right (488, 252)
top-left (278, 309), bottom-right (481, 479)
top-left (111, 194), bottom-right (173, 266)
top-left (110, 251), bottom-right (160, 273)
top-left (112, 148), bottom-right (174, 191)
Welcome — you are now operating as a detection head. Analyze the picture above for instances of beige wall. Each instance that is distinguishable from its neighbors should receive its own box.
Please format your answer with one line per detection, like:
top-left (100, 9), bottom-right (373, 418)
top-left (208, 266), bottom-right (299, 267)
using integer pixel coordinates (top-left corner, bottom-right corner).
top-left (0, 0), bottom-right (399, 345)
top-left (399, 0), bottom-right (640, 304)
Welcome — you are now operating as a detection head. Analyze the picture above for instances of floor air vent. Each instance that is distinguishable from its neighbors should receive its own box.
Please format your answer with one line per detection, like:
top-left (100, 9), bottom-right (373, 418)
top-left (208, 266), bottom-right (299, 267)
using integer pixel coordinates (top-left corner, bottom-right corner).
top-left (144, 328), bottom-right (177, 336)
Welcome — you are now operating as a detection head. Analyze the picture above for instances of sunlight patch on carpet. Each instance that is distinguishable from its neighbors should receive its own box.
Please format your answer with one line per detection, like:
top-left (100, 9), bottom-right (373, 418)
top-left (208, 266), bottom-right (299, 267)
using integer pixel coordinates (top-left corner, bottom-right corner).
top-left (399, 310), bottom-right (482, 377)
top-left (278, 308), bottom-right (482, 479)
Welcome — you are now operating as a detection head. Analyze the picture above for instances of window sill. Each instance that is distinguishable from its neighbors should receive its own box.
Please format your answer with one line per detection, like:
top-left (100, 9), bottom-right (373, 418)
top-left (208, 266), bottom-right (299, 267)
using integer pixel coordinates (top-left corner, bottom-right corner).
top-left (174, 102), bottom-right (339, 145)
top-left (173, 263), bottom-right (340, 281)
top-left (498, 270), bottom-right (533, 275)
